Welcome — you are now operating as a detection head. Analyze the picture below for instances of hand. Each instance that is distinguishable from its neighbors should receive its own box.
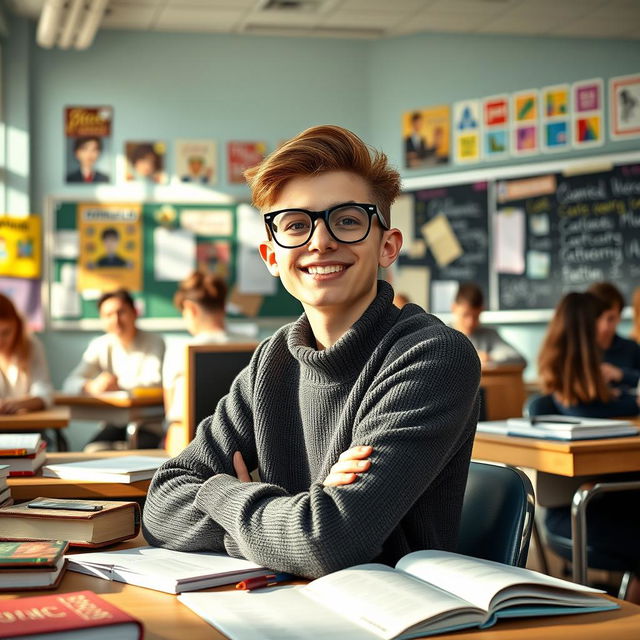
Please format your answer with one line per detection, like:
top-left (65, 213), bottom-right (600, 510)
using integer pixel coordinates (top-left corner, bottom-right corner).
top-left (85, 372), bottom-right (119, 395)
top-left (601, 363), bottom-right (623, 383)
top-left (323, 445), bottom-right (373, 487)
top-left (233, 451), bottom-right (252, 483)
top-left (0, 399), bottom-right (25, 415)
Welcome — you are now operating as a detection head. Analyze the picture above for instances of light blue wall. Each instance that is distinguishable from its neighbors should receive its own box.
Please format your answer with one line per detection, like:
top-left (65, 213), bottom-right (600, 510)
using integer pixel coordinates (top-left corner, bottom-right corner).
top-left (4, 18), bottom-right (639, 390)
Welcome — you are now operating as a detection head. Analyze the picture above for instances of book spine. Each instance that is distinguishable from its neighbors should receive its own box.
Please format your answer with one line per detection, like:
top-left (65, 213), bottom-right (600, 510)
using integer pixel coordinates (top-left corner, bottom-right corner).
top-left (7, 470), bottom-right (37, 477)
top-left (0, 449), bottom-right (28, 456)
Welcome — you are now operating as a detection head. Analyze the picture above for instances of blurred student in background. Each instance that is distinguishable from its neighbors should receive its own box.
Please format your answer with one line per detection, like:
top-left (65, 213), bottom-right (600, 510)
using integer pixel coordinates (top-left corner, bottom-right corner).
top-left (451, 282), bottom-right (526, 367)
top-left (163, 271), bottom-right (230, 452)
top-left (631, 286), bottom-right (640, 344)
top-left (588, 282), bottom-right (640, 392)
top-left (63, 289), bottom-right (165, 450)
top-left (538, 292), bottom-right (639, 417)
top-left (0, 294), bottom-right (53, 414)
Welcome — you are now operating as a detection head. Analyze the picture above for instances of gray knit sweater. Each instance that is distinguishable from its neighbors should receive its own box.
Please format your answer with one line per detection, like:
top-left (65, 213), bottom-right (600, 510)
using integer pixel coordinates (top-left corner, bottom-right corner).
top-left (143, 281), bottom-right (480, 579)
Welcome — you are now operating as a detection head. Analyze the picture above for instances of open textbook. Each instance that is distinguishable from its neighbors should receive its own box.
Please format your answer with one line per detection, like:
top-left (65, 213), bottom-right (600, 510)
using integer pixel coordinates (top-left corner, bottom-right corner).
top-left (179, 551), bottom-right (616, 640)
top-left (67, 545), bottom-right (271, 594)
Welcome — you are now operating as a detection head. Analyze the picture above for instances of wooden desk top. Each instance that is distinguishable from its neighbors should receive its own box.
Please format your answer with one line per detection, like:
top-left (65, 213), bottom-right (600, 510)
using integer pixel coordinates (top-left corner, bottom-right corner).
top-left (0, 406), bottom-right (70, 430)
top-left (55, 390), bottom-right (163, 408)
top-left (7, 449), bottom-right (168, 501)
top-left (480, 364), bottom-right (526, 376)
top-left (473, 431), bottom-right (640, 476)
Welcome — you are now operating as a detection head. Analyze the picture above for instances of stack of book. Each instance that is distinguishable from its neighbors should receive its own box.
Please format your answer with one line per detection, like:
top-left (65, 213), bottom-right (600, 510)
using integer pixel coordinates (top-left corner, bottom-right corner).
top-left (42, 455), bottom-right (168, 484)
top-left (0, 433), bottom-right (47, 476)
top-left (0, 465), bottom-right (11, 507)
top-left (0, 540), bottom-right (68, 591)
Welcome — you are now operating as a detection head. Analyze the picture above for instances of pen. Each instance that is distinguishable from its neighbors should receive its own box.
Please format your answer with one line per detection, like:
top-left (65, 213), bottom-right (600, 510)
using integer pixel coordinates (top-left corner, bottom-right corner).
top-left (235, 573), bottom-right (293, 591)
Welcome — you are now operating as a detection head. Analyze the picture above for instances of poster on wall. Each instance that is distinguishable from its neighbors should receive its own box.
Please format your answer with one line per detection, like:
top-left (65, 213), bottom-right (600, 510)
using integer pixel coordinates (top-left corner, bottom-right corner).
top-left (77, 203), bottom-right (142, 292)
top-left (175, 139), bottom-right (217, 184)
top-left (482, 94), bottom-right (509, 161)
top-left (125, 141), bottom-right (168, 184)
top-left (227, 142), bottom-right (267, 184)
top-left (0, 216), bottom-right (41, 279)
top-left (541, 84), bottom-right (570, 153)
top-left (453, 100), bottom-right (481, 164)
top-left (402, 106), bottom-right (450, 169)
top-left (571, 78), bottom-right (604, 148)
top-left (64, 106), bottom-right (112, 184)
top-left (610, 73), bottom-right (640, 140)
top-left (511, 89), bottom-right (539, 156)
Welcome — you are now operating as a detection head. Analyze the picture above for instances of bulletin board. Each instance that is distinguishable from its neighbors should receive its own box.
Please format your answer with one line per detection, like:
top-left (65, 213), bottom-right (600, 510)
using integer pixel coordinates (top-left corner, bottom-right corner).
top-left (46, 199), bottom-right (302, 329)
top-left (396, 149), bottom-right (640, 321)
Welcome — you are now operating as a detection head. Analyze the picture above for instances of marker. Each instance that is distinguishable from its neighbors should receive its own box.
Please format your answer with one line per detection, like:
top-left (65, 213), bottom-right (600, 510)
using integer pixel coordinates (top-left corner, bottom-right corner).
top-left (235, 573), bottom-right (294, 591)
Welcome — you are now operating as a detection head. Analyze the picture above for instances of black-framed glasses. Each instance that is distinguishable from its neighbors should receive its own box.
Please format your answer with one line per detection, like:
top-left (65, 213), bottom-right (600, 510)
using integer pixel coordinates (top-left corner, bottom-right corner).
top-left (263, 202), bottom-right (389, 249)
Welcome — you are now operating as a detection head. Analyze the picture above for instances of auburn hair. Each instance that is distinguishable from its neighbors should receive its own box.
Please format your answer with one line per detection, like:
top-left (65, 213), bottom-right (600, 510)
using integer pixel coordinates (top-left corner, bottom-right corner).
top-left (0, 294), bottom-right (31, 374)
top-left (538, 292), bottom-right (610, 406)
top-left (174, 270), bottom-right (227, 314)
top-left (631, 286), bottom-right (640, 343)
top-left (244, 125), bottom-right (401, 225)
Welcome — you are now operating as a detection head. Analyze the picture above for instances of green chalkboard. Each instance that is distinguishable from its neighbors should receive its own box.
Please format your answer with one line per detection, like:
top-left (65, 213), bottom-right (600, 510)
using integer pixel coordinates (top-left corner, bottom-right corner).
top-left (50, 200), bottom-right (302, 325)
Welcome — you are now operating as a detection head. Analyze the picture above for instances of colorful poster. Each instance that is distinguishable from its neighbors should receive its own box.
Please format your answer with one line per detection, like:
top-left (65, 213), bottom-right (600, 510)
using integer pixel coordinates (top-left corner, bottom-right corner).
top-left (0, 277), bottom-right (43, 331)
top-left (541, 84), bottom-right (570, 153)
top-left (610, 74), bottom-right (640, 140)
top-left (0, 216), bottom-right (41, 278)
top-left (453, 100), bottom-right (481, 164)
top-left (572, 78), bottom-right (604, 148)
top-left (175, 139), bottom-right (217, 184)
top-left (125, 141), bottom-right (168, 184)
top-left (511, 90), bottom-right (539, 155)
top-left (227, 142), bottom-right (267, 184)
top-left (77, 203), bottom-right (142, 292)
top-left (402, 106), bottom-right (450, 169)
top-left (64, 106), bottom-right (112, 184)
top-left (482, 95), bottom-right (509, 161)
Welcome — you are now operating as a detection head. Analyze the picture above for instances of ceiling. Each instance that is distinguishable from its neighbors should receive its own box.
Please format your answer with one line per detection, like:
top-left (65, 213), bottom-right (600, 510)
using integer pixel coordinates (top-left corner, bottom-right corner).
top-left (8, 0), bottom-right (640, 41)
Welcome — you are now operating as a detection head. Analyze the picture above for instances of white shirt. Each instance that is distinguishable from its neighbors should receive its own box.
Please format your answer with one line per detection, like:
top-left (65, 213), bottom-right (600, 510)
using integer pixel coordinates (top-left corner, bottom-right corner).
top-left (63, 330), bottom-right (165, 394)
top-left (0, 335), bottom-right (53, 408)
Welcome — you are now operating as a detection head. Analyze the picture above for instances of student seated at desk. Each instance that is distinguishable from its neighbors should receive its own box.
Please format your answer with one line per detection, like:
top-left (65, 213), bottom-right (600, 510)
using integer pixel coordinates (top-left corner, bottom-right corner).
top-left (143, 125), bottom-right (481, 579)
top-left (0, 294), bottom-right (53, 414)
top-left (451, 282), bottom-right (526, 367)
top-left (588, 282), bottom-right (640, 392)
top-left (538, 291), bottom-right (640, 602)
top-left (63, 289), bottom-right (165, 451)
top-left (163, 270), bottom-right (230, 441)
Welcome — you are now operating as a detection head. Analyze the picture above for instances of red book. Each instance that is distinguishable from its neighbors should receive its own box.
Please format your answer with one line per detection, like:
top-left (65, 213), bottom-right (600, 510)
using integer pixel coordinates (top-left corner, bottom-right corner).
top-left (0, 590), bottom-right (143, 638)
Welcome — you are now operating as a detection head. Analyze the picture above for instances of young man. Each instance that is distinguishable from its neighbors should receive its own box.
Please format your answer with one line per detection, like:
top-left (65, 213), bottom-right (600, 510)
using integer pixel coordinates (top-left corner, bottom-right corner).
top-left (63, 289), bottom-right (165, 451)
top-left (451, 282), bottom-right (526, 367)
top-left (143, 125), bottom-right (480, 579)
top-left (588, 282), bottom-right (640, 391)
top-left (66, 136), bottom-right (110, 184)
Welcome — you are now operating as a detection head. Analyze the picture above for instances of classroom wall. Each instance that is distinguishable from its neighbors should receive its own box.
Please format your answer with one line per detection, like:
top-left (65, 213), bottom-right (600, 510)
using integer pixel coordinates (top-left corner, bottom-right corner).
top-left (4, 16), bottom-right (639, 387)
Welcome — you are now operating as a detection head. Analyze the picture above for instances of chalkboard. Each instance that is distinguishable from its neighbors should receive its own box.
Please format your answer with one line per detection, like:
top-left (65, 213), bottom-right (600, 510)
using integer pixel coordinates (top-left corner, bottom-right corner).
top-left (399, 182), bottom-right (490, 311)
top-left (496, 162), bottom-right (640, 310)
top-left (49, 199), bottom-right (302, 327)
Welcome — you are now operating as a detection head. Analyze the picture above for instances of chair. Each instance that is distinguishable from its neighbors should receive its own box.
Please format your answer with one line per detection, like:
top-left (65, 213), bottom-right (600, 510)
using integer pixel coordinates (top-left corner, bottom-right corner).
top-left (457, 460), bottom-right (535, 567)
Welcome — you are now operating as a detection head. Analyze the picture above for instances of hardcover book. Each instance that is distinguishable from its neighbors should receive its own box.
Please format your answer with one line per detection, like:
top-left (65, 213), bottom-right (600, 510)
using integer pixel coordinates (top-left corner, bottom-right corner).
top-left (0, 540), bottom-right (68, 591)
top-left (42, 455), bottom-right (168, 483)
top-left (0, 499), bottom-right (140, 547)
top-left (0, 590), bottom-right (142, 638)
top-left (0, 440), bottom-right (47, 476)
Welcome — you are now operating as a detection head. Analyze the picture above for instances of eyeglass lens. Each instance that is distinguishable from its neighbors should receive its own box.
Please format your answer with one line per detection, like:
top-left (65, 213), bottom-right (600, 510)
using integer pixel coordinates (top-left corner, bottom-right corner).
top-left (271, 205), bottom-right (371, 247)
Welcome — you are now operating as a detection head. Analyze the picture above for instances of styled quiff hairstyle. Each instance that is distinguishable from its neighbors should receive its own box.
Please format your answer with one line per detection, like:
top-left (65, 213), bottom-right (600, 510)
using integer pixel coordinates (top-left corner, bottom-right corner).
top-left (174, 270), bottom-right (227, 314)
top-left (0, 294), bottom-right (30, 374)
top-left (244, 125), bottom-right (401, 225)
top-left (538, 292), bottom-right (610, 406)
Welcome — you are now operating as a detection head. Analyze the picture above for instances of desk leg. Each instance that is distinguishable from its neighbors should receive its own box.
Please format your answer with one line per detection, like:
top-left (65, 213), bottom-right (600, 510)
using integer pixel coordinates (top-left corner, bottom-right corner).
top-left (126, 422), bottom-right (140, 449)
top-left (54, 430), bottom-right (69, 452)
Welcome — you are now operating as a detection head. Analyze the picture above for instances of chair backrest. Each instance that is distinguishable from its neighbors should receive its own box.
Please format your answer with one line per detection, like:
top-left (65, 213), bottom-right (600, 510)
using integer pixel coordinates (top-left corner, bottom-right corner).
top-left (457, 460), bottom-right (535, 567)
top-left (525, 393), bottom-right (557, 417)
top-left (185, 343), bottom-right (258, 442)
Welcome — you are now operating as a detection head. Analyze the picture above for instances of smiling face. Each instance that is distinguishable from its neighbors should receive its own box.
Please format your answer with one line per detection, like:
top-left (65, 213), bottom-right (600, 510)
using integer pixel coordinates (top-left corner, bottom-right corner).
top-left (259, 171), bottom-right (400, 318)
top-left (99, 296), bottom-right (137, 343)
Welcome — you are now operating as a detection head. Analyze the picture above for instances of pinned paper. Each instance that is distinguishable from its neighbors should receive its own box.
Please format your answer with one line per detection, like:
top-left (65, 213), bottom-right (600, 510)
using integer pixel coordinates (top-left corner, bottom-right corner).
top-left (390, 195), bottom-right (415, 255)
top-left (181, 209), bottom-right (233, 237)
top-left (54, 230), bottom-right (79, 258)
top-left (154, 227), bottom-right (196, 281)
top-left (393, 266), bottom-right (429, 311)
top-left (408, 239), bottom-right (427, 259)
top-left (494, 208), bottom-right (525, 275)
top-left (431, 280), bottom-right (459, 314)
top-left (527, 250), bottom-right (551, 279)
top-left (421, 214), bottom-right (463, 267)
top-left (237, 204), bottom-right (276, 295)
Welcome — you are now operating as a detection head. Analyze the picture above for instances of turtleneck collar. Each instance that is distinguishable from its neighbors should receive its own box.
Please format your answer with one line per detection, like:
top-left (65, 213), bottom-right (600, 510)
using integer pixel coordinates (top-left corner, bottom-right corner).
top-left (287, 280), bottom-right (401, 384)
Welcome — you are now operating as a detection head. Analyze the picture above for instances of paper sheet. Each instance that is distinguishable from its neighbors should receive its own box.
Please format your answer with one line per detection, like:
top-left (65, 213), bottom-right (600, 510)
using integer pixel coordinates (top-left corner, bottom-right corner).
top-left (53, 230), bottom-right (79, 258)
top-left (393, 266), bottom-right (430, 311)
top-left (390, 195), bottom-right (415, 255)
top-left (51, 282), bottom-right (80, 318)
top-left (181, 209), bottom-right (233, 236)
top-left (237, 204), bottom-right (276, 295)
top-left (408, 239), bottom-right (426, 259)
top-left (431, 280), bottom-right (459, 314)
top-left (421, 214), bottom-right (463, 267)
top-left (494, 208), bottom-right (525, 274)
top-left (154, 227), bottom-right (196, 281)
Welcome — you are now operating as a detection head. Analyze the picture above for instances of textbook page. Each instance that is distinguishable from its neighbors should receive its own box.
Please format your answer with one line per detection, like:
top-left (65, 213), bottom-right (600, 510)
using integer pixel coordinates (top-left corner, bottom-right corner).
top-left (396, 551), bottom-right (606, 613)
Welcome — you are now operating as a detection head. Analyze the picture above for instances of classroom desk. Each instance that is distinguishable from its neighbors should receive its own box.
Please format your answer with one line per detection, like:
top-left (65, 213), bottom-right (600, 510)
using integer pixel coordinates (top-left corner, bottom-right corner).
top-left (54, 391), bottom-right (164, 448)
top-left (0, 564), bottom-right (638, 639)
top-left (480, 364), bottom-right (526, 420)
top-left (472, 428), bottom-right (640, 585)
top-left (0, 406), bottom-right (70, 452)
top-left (7, 449), bottom-right (168, 501)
